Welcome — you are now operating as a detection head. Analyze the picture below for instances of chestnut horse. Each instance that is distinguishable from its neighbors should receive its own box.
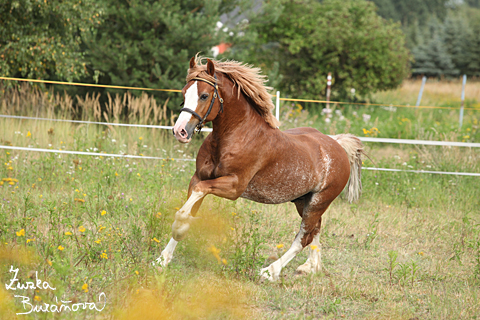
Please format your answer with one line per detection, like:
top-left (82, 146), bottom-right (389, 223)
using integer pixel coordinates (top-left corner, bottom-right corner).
top-left (156, 56), bottom-right (364, 281)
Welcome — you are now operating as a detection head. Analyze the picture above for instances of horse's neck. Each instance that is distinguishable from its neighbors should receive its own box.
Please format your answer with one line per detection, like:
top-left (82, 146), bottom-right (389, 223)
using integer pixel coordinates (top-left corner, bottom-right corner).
top-left (211, 93), bottom-right (272, 148)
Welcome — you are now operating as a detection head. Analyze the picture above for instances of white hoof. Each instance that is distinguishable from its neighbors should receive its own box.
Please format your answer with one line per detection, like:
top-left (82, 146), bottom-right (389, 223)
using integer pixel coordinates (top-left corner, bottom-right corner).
top-left (295, 258), bottom-right (321, 275)
top-left (259, 266), bottom-right (279, 282)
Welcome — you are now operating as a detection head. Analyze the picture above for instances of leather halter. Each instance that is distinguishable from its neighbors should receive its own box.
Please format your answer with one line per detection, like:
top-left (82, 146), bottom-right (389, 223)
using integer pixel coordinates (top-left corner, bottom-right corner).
top-left (179, 74), bottom-right (224, 133)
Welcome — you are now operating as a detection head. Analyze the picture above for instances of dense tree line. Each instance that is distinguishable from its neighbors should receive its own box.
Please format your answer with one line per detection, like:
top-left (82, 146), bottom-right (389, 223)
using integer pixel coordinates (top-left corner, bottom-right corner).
top-left (1, 0), bottom-right (478, 106)
top-left (371, 0), bottom-right (480, 77)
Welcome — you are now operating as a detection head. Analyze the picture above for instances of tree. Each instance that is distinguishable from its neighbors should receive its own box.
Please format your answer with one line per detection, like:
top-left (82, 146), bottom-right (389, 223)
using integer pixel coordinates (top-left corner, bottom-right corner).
top-left (244, 0), bottom-right (411, 100)
top-left (0, 0), bottom-right (102, 81)
top-left (443, 10), bottom-right (471, 74)
top-left (81, 0), bottom-right (228, 106)
top-left (411, 17), bottom-right (458, 77)
top-left (369, 0), bottom-right (449, 25)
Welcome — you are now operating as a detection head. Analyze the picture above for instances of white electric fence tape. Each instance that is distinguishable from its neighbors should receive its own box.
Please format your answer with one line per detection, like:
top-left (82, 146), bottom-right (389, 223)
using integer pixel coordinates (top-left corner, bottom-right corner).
top-left (0, 114), bottom-right (213, 132)
top-left (0, 145), bottom-right (195, 161)
top-left (1, 145), bottom-right (478, 177)
top-left (1, 114), bottom-right (479, 147)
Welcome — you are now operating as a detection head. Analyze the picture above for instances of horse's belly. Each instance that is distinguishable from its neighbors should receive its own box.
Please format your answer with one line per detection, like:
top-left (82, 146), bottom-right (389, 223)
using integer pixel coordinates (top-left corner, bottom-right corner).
top-left (240, 170), bottom-right (317, 204)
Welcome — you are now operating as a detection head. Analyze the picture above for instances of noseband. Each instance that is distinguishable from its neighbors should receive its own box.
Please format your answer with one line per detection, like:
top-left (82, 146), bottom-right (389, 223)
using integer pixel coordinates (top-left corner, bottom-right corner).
top-left (179, 74), bottom-right (224, 134)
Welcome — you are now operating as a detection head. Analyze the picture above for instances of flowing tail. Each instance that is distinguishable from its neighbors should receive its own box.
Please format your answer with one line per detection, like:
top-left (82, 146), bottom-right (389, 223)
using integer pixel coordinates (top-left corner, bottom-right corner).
top-left (332, 134), bottom-right (365, 203)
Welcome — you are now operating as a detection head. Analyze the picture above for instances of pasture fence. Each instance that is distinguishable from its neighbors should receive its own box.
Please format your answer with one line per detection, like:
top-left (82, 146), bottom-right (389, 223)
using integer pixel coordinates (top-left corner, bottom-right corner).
top-left (1, 145), bottom-right (479, 177)
top-left (1, 76), bottom-right (479, 177)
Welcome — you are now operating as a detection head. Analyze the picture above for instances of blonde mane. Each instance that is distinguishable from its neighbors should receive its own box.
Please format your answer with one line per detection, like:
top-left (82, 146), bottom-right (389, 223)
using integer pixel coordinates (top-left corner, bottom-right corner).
top-left (186, 56), bottom-right (280, 128)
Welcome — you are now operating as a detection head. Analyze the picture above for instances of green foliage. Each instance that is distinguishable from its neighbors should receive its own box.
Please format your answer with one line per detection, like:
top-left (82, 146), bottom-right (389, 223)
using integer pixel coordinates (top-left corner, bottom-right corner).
top-left (0, 0), bottom-right (102, 81)
top-left (411, 17), bottom-right (459, 77)
top-left (370, 0), bottom-right (449, 25)
top-left (81, 0), bottom-right (226, 106)
top-left (249, 0), bottom-right (410, 100)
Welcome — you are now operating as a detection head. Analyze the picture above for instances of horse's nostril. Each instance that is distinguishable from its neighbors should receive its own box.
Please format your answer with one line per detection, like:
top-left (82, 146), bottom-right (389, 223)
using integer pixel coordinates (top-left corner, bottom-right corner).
top-left (180, 129), bottom-right (187, 138)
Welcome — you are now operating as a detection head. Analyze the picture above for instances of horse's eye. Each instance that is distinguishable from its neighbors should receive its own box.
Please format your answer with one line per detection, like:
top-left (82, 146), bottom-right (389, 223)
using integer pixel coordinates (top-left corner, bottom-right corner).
top-left (200, 94), bottom-right (209, 100)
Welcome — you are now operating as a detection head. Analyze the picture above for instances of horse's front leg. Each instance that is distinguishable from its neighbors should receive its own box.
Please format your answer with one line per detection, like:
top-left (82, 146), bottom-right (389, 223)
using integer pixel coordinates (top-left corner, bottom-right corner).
top-left (156, 174), bottom-right (242, 267)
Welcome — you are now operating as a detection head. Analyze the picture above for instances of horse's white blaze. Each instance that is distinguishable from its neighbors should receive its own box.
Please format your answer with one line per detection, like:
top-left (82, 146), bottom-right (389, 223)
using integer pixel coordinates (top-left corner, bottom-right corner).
top-left (260, 226), bottom-right (305, 281)
top-left (176, 81), bottom-right (199, 125)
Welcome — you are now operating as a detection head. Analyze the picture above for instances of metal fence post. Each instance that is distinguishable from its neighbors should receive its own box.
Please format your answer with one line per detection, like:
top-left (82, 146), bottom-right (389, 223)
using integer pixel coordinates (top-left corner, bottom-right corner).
top-left (326, 72), bottom-right (332, 110)
top-left (276, 91), bottom-right (280, 121)
top-left (459, 74), bottom-right (466, 129)
top-left (416, 76), bottom-right (426, 107)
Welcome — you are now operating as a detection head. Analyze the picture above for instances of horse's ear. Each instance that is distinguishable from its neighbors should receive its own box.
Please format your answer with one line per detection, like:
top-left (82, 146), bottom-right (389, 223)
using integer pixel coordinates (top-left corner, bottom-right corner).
top-left (206, 59), bottom-right (215, 76)
top-left (189, 57), bottom-right (196, 69)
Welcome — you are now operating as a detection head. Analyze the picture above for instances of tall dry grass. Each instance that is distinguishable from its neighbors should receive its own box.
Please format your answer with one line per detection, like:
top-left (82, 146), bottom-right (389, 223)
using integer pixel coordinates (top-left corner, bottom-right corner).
top-left (372, 78), bottom-right (480, 108)
top-left (0, 83), bottom-right (177, 125)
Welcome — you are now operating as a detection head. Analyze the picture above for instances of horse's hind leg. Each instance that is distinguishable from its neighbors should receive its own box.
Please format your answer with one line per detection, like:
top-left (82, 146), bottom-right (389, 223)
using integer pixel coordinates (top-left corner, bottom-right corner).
top-left (296, 230), bottom-right (322, 274)
top-left (259, 223), bottom-right (306, 281)
top-left (295, 195), bottom-right (332, 275)
top-left (259, 196), bottom-right (331, 281)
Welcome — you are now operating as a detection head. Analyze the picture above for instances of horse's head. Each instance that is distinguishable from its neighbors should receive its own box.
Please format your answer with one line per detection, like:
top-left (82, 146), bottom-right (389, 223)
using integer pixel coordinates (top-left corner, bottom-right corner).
top-left (173, 57), bottom-right (224, 143)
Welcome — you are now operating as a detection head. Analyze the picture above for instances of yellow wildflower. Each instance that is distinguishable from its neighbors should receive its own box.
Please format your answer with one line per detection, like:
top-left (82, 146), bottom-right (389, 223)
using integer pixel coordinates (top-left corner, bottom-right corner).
top-left (276, 244), bottom-right (284, 249)
top-left (65, 232), bottom-right (72, 235)
top-left (82, 283), bottom-right (88, 293)
top-left (26, 131), bottom-right (31, 138)
top-left (26, 238), bottom-right (34, 243)
top-left (135, 271), bottom-right (139, 275)
top-left (208, 245), bottom-right (221, 263)
top-left (58, 245), bottom-right (64, 251)
top-left (34, 296), bottom-right (41, 302)
top-left (16, 229), bottom-right (25, 237)
top-left (152, 237), bottom-right (160, 243)
top-left (101, 210), bottom-right (107, 216)
top-left (94, 239), bottom-right (101, 244)
top-left (78, 226), bottom-right (86, 232)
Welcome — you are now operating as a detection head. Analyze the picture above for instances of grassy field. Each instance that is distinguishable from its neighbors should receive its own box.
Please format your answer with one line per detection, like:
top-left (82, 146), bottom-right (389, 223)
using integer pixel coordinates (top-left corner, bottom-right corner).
top-left (0, 82), bottom-right (480, 319)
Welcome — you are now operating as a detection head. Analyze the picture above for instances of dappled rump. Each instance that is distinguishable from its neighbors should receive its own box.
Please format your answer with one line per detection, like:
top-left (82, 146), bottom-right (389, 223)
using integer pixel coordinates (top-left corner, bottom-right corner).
top-left (186, 55), bottom-right (280, 128)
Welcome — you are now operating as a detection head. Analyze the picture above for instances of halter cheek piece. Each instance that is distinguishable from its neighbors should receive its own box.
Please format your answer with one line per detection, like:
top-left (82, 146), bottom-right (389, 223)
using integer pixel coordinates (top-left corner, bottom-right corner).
top-left (178, 74), bottom-right (224, 134)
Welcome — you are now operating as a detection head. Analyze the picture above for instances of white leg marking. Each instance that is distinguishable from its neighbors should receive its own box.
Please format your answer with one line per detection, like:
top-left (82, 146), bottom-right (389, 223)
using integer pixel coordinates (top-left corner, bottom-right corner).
top-left (155, 238), bottom-right (178, 267)
top-left (296, 232), bottom-right (321, 274)
top-left (153, 191), bottom-right (205, 268)
top-left (172, 190), bottom-right (204, 240)
top-left (260, 228), bottom-right (305, 281)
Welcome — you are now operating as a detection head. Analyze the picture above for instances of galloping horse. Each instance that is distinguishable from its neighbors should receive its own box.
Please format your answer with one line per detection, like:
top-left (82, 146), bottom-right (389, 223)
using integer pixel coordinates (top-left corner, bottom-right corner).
top-left (156, 56), bottom-right (365, 281)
